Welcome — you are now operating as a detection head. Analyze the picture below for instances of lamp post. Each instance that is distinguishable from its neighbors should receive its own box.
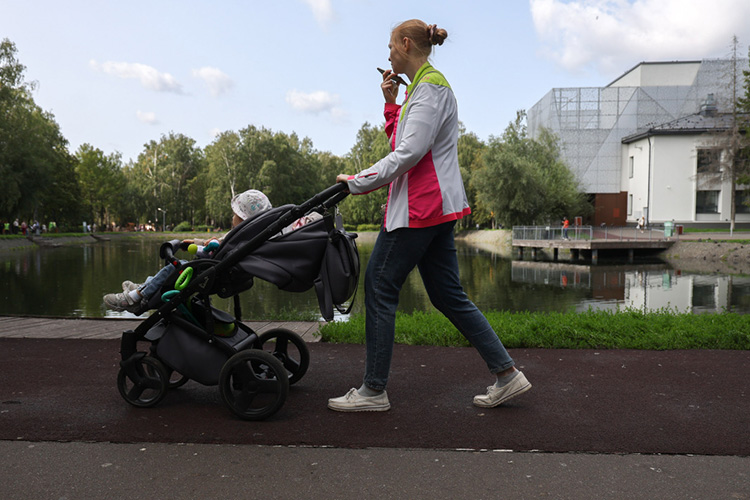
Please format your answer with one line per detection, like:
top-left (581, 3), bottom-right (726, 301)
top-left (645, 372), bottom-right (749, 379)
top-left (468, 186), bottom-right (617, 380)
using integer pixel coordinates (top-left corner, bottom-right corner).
top-left (157, 208), bottom-right (167, 232)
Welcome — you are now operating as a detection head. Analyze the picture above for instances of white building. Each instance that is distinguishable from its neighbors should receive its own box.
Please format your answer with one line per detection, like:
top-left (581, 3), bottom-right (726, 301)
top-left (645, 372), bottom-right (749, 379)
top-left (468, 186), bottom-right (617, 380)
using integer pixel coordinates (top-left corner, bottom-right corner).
top-left (622, 109), bottom-right (750, 226)
top-left (527, 60), bottom-right (749, 227)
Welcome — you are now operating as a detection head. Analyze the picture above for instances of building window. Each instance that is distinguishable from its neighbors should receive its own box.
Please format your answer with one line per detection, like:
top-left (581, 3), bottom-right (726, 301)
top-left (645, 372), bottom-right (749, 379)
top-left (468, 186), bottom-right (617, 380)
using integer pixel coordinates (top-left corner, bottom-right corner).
top-left (696, 190), bottom-right (720, 214)
top-left (736, 190), bottom-right (750, 214)
top-left (629, 156), bottom-right (634, 178)
top-left (628, 194), bottom-right (633, 215)
top-left (697, 148), bottom-right (721, 173)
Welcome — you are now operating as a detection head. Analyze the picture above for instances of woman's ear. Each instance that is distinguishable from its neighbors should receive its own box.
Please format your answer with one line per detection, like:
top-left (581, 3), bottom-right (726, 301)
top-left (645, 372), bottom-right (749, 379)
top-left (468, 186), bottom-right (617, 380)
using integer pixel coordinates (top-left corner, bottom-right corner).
top-left (401, 37), bottom-right (410, 53)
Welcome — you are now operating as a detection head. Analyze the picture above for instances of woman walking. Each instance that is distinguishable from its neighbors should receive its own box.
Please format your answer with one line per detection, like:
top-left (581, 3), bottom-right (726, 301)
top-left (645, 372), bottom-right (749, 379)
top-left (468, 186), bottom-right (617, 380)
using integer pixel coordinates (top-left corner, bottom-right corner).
top-left (328, 19), bottom-right (531, 412)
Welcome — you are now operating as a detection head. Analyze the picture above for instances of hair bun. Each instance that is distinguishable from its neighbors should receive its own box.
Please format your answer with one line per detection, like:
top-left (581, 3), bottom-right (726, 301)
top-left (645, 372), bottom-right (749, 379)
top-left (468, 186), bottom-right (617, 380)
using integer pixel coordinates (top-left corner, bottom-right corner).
top-left (426, 24), bottom-right (447, 46)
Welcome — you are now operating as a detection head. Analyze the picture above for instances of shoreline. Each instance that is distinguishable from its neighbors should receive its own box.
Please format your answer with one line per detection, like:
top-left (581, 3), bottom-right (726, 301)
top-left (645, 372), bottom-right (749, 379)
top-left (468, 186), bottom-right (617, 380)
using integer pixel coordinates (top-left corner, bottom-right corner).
top-left (2, 230), bottom-right (749, 275)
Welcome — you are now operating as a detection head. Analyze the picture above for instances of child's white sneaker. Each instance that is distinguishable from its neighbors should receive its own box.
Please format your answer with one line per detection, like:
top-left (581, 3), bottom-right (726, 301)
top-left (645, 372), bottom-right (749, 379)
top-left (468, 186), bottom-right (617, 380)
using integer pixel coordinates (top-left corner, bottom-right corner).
top-left (103, 291), bottom-right (145, 314)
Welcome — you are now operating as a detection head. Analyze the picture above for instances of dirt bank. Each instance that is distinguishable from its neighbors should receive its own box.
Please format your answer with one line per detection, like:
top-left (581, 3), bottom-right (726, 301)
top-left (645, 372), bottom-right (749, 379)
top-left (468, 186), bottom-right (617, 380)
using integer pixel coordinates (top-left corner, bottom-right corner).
top-left (661, 240), bottom-right (750, 275)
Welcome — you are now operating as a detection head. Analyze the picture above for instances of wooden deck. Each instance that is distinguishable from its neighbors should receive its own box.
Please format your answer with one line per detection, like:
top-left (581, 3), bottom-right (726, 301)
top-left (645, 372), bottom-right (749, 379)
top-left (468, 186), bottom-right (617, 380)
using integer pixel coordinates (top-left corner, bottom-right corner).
top-left (0, 316), bottom-right (323, 342)
top-left (513, 227), bottom-right (675, 263)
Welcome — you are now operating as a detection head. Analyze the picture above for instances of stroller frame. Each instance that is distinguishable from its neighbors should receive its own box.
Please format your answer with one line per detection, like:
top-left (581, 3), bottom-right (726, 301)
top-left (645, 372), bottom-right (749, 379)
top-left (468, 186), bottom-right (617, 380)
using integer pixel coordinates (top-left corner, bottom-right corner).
top-left (117, 183), bottom-right (350, 420)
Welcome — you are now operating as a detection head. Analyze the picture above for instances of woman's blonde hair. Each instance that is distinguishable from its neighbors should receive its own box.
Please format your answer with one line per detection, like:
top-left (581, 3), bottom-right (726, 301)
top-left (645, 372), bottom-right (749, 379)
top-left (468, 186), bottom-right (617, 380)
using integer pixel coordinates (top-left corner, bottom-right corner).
top-left (391, 19), bottom-right (448, 60)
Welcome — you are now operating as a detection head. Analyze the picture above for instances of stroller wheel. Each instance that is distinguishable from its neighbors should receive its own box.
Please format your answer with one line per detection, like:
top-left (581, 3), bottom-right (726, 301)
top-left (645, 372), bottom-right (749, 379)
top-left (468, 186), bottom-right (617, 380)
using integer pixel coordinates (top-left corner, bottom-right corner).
top-left (219, 350), bottom-right (289, 421)
top-left (117, 355), bottom-right (169, 408)
top-left (257, 328), bottom-right (310, 385)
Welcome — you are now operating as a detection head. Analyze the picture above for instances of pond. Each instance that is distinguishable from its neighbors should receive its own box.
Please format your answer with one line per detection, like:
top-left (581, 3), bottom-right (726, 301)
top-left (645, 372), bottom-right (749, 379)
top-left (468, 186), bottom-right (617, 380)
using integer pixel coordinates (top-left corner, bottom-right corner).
top-left (1, 237), bottom-right (749, 319)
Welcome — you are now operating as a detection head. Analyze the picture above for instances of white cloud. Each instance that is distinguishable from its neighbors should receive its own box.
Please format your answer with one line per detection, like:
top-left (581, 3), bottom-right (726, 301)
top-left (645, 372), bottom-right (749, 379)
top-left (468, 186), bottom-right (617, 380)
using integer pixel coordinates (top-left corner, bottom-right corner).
top-left (192, 66), bottom-right (234, 97)
top-left (90, 59), bottom-right (184, 94)
top-left (300, 0), bottom-right (334, 28)
top-left (286, 89), bottom-right (342, 114)
top-left (136, 110), bottom-right (158, 124)
top-left (530, 0), bottom-right (750, 76)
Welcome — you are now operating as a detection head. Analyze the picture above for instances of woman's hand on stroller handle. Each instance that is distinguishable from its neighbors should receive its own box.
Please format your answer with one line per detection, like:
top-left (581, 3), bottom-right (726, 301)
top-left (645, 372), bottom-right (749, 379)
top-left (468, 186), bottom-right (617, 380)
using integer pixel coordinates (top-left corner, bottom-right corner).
top-left (336, 174), bottom-right (350, 191)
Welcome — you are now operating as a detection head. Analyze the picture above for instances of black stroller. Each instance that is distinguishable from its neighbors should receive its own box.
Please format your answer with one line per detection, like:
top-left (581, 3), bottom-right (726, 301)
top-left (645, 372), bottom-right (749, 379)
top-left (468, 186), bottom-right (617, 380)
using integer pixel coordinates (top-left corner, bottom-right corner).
top-left (117, 183), bottom-right (358, 420)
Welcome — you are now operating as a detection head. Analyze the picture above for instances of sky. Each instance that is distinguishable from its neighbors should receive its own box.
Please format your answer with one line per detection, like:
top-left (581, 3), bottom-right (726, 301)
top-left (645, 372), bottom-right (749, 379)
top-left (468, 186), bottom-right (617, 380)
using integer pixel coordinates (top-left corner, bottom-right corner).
top-left (3, 0), bottom-right (750, 164)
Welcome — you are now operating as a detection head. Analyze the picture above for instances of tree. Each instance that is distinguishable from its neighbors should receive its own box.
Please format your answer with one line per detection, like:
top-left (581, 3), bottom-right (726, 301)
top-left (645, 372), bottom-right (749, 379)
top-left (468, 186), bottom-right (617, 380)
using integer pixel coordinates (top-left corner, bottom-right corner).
top-left (75, 144), bottom-right (124, 227)
top-left (340, 122), bottom-right (390, 226)
top-left (204, 126), bottom-right (324, 227)
top-left (457, 124), bottom-right (487, 227)
top-left (128, 133), bottom-right (204, 229)
top-left (0, 38), bottom-right (80, 226)
top-left (700, 36), bottom-right (750, 232)
top-left (472, 111), bottom-right (591, 228)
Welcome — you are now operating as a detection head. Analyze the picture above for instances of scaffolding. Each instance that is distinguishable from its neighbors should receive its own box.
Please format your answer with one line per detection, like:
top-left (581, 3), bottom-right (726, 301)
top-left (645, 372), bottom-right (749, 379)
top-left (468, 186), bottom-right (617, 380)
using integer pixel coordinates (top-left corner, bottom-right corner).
top-left (527, 59), bottom-right (747, 194)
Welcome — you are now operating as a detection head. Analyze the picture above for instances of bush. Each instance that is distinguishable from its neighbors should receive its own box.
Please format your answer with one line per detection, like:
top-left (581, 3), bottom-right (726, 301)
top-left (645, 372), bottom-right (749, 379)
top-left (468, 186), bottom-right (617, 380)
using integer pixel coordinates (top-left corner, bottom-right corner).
top-left (173, 221), bottom-right (193, 232)
top-left (195, 225), bottom-right (215, 232)
top-left (355, 224), bottom-right (380, 232)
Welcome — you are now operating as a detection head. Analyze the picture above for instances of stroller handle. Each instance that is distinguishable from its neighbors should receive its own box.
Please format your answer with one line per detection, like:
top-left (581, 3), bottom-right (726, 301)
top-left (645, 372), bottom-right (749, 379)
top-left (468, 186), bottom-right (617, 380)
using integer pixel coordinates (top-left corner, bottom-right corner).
top-left (159, 239), bottom-right (185, 262)
top-left (319, 182), bottom-right (350, 209)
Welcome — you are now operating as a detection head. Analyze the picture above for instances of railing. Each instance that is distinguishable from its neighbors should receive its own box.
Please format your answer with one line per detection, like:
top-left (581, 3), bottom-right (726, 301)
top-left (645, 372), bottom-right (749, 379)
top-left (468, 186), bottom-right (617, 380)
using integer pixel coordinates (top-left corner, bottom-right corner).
top-left (513, 225), bottom-right (593, 241)
top-left (512, 225), bottom-right (671, 241)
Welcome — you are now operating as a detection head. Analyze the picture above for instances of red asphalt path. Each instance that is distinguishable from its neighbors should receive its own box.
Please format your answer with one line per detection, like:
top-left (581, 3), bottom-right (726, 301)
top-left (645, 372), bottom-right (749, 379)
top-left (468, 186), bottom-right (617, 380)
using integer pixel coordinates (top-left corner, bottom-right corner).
top-left (1, 338), bottom-right (748, 456)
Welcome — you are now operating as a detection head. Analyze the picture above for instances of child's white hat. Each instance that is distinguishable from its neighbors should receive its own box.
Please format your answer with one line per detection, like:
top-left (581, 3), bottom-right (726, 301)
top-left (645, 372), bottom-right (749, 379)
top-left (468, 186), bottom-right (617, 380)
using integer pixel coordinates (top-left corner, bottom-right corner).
top-left (231, 190), bottom-right (272, 220)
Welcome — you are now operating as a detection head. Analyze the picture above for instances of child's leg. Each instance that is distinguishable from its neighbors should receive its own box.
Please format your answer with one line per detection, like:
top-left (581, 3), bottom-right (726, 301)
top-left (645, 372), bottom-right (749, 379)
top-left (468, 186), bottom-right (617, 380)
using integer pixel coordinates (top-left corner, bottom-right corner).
top-left (138, 260), bottom-right (187, 300)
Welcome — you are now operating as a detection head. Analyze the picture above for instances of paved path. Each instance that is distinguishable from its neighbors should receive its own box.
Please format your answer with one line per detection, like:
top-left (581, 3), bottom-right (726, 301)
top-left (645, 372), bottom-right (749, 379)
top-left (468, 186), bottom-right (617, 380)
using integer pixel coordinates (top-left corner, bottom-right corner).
top-left (0, 315), bottom-right (322, 342)
top-left (1, 316), bottom-right (749, 499)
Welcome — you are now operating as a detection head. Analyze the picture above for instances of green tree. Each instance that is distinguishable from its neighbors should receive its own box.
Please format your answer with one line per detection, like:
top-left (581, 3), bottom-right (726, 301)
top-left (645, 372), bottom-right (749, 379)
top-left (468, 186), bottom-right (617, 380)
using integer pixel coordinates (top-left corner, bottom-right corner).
top-left (0, 38), bottom-right (80, 226)
top-left (457, 124), bottom-right (487, 227)
top-left (472, 111), bottom-right (591, 228)
top-left (128, 133), bottom-right (204, 229)
top-left (340, 122), bottom-right (390, 225)
top-left (204, 126), bottom-right (323, 227)
top-left (701, 36), bottom-right (750, 231)
top-left (75, 144), bottom-right (124, 228)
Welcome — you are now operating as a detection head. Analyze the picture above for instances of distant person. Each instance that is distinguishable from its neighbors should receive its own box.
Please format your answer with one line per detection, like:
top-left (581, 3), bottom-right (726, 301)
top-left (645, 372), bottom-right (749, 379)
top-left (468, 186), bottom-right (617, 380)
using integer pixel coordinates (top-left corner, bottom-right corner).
top-left (328, 19), bottom-right (531, 413)
top-left (637, 216), bottom-right (645, 233)
top-left (562, 217), bottom-right (570, 240)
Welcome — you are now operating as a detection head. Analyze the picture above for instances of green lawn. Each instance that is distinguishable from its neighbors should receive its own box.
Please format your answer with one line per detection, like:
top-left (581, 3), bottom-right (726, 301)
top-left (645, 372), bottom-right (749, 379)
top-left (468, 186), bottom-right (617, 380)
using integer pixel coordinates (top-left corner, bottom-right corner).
top-left (319, 309), bottom-right (750, 350)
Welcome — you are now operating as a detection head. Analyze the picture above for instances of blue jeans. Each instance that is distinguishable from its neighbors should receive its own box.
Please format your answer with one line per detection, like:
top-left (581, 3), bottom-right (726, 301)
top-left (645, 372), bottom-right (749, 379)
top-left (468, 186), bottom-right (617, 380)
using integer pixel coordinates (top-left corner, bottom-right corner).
top-left (363, 221), bottom-right (515, 391)
top-left (139, 260), bottom-right (187, 300)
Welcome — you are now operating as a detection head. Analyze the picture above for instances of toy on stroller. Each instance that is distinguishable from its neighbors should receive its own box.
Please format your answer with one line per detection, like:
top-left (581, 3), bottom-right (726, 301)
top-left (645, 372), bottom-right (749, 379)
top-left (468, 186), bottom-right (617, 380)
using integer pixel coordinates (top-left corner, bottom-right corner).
top-left (117, 183), bottom-right (359, 420)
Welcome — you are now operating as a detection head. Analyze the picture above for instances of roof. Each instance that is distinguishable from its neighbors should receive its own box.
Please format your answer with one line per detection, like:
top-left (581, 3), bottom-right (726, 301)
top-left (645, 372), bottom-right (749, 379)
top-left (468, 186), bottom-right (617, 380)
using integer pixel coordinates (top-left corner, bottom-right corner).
top-left (621, 112), bottom-right (749, 143)
top-left (606, 60), bottom-right (702, 88)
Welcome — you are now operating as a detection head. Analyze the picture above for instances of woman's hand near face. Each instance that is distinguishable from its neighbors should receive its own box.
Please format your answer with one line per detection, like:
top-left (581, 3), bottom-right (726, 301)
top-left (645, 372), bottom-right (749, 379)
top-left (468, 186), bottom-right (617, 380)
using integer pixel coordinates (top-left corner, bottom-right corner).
top-left (380, 69), bottom-right (400, 104)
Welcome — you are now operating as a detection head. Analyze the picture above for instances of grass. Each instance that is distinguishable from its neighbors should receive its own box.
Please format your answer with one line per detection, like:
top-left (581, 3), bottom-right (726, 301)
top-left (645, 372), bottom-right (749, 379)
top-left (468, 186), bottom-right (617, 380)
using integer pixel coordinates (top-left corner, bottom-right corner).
top-left (319, 308), bottom-right (750, 350)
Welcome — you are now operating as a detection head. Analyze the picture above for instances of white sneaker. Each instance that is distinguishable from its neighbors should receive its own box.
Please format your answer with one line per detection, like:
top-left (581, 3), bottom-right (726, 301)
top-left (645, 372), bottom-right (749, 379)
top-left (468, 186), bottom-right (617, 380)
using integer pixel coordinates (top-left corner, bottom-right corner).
top-left (473, 371), bottom-right (531, 408)
top-left (328, 388), bottom-right (391, 412)
top-left (122, 280), bottom-right (141, 292)
top-left (103, 291), bottom-right (145, 314)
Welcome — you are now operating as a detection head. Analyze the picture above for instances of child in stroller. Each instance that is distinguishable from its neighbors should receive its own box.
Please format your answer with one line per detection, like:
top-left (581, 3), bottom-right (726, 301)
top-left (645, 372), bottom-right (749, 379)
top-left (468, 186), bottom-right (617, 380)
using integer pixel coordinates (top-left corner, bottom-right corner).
top-left (116, 183), bottom-right (357, 421)
top-left (103, 189), bottom-right (273, 314)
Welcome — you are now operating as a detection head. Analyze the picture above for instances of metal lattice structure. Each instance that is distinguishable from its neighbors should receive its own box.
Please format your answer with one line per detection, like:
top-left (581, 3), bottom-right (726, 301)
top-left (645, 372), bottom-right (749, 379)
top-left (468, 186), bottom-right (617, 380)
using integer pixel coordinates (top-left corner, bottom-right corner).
top-left (527, 59), bottom-right (748, 194)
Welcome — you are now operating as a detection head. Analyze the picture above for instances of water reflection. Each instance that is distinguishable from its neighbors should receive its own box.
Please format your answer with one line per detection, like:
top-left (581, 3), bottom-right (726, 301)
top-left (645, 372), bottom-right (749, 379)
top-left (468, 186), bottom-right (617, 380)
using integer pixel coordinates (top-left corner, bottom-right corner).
top-left (1, 238), bottom-right (748, 318)
top-left (511, 261), bottom-right (750, 314)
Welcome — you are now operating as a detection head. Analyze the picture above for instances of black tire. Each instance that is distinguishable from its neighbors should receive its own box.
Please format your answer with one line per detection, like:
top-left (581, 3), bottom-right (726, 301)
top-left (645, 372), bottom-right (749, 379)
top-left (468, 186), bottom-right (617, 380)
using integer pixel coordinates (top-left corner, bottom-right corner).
top-left (257, 328), bottom-right (310, 385)
top-left (117, 355), bottom-right (169, 408)
top-left (219, 350), bottom-right (289, 421)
